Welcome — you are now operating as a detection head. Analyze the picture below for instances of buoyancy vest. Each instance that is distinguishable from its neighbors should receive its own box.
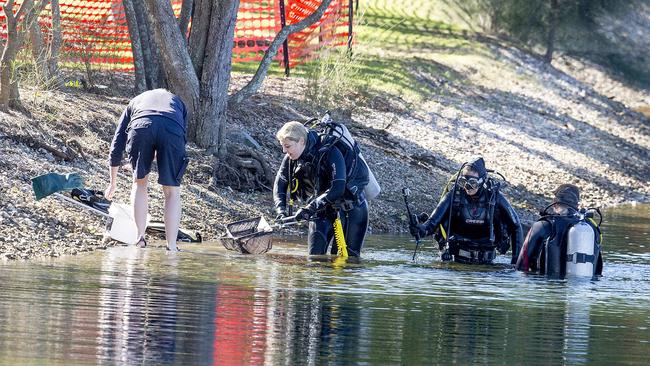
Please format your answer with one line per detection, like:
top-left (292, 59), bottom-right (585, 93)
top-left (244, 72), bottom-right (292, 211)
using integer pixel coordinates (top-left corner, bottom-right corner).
top-left (289, 124), bottom-right (375, 205)
top-left (316, 127), bottom-right (370, 199)
top-left (452, 189), bottom-right (490, 236)
top-left (437, 178), bottom-right (501, 248)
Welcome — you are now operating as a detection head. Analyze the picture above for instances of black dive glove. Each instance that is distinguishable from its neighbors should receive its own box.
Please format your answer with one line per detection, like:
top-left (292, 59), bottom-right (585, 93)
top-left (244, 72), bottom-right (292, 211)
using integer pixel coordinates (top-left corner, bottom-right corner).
top-left (440, 248), bottom-right (452, 261)
top-left (409, 223), bottom-right (428, 238)
top-left (295, 196), bottom-right (327, 222)
top-left (294, 207), bottom-right (313, 221)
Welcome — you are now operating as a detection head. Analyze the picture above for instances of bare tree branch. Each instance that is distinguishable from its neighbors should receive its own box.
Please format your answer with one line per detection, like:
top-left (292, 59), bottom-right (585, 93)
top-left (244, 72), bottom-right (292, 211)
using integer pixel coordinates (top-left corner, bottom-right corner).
top-left (49, 0), bottom-right (63, 83)
top-left (123, 0), bottom-right (146, 92)
top-left (229, 0), bottom-right (334, 106)
top-left (143, 0), bottom-right (200, 115)
top-left (1, 0), bottom-right (48, 110)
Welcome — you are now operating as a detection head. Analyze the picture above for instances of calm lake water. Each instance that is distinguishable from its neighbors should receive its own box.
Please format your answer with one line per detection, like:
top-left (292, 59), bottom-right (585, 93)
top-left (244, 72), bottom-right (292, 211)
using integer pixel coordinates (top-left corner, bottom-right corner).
top-left (1, 204), bottom-right (648, 365)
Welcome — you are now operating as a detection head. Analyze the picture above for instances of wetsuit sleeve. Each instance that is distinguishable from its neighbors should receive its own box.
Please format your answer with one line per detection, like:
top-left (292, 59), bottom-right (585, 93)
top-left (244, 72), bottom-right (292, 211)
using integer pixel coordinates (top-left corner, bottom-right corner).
top-left (273, 155), bottom-right (291, 215)
top-left (497, 194), bottom-right (524, 263)
top-left (422, 191), bottom-right (453, 237)
top-left (318, 147), bottom-right (347, 204)
top-left (516, 220), bottom-right (552, 272)
top-left (108, 104), bottom-right (132, 167)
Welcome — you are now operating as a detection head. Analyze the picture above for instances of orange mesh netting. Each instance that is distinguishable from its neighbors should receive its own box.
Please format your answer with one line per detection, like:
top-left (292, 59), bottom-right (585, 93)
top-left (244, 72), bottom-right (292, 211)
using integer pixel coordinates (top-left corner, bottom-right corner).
top-left (0, 0), bottom-right (352, 72)
top-left (285, 0), bottom-right (351, 67)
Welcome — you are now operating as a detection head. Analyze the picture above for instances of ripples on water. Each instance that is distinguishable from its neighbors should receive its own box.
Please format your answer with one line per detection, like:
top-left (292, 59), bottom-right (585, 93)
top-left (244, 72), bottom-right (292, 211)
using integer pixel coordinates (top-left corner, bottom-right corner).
top-left (0, 205), bottom-right (648, 365)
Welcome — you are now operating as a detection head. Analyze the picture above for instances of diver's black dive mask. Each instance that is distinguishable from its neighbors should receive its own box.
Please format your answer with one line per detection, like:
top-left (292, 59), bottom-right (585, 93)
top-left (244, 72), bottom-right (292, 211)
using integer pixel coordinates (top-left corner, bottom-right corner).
top-left (458, 175), bottom-right (484, 191)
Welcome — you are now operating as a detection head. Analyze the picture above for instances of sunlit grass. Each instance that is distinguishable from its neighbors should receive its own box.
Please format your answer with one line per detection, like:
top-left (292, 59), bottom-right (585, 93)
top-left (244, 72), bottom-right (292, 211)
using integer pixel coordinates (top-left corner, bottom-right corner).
top-left (231, 0), bottom-right (491, 106)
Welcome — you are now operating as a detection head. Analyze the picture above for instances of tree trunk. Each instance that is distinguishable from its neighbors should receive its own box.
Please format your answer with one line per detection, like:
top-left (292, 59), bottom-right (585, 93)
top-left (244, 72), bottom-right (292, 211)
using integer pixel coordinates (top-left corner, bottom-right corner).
top-left (9, 79), bottom-right (21, 109)
top-left (489, 2), bottom-right (500, 34)
top-left (193, 0), bottom-right (239, 152)
top-left (49, 0), bottom-right (62, 87)
top-left (1, 0), bottom-right (46, 111)
top-left (142, 0), bottom-right (200, 120)
top-left (1, 1), bottom-right (24, 111)
top-left (188, 0), bottom-right (212, 77)
top-left (123, 0), bottom-right (147, 93)
top-left (144, 0), bottom-right (333, 152)
top-left (544, 0), bottom-right (559, 63)
top-left (133, 0), bottom-right (159, 89)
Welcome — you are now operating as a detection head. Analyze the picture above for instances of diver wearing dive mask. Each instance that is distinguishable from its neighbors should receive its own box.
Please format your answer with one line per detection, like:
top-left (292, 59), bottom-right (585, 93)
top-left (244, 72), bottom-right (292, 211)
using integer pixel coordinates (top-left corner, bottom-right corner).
top-left (409, 156), bottom-right (523, 264)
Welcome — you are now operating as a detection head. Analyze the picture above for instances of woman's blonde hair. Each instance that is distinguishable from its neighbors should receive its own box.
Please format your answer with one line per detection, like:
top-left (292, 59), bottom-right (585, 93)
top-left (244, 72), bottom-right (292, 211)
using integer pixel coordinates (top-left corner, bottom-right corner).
top-left (276, 121), bottom-right (308, 143)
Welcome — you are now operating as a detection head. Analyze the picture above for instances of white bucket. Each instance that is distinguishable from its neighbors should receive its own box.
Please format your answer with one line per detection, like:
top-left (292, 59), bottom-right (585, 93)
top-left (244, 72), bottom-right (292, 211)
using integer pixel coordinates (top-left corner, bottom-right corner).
top-left (106, 202), bottom-right (140, 245)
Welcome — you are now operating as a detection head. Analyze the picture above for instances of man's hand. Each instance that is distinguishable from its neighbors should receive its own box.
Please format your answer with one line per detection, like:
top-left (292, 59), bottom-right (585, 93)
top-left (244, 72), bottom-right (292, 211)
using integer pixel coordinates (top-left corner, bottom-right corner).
top-left (106, 166), bottom-right (119, 200)
top-left (104, 182), bottom-right (117, 200)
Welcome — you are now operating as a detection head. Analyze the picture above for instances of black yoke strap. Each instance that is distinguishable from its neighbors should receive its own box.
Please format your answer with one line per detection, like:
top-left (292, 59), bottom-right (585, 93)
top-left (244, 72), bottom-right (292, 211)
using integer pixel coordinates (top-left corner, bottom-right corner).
top-left (566, 252), bottom-right (595, 264)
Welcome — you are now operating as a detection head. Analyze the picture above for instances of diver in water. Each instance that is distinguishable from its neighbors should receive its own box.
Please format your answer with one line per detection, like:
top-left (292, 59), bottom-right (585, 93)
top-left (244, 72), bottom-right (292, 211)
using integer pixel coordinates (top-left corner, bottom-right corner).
top-left (409, 156), bottom-right (523, 264)
top-left (273, 121), bottom-right (371, 257)
top-left (516, 184), bottom-right (603, 279)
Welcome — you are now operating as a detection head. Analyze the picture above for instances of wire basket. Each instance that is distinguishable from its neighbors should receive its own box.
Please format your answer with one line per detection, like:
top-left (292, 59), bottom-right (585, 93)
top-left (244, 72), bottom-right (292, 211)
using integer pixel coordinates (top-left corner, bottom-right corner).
top-left (218, 216), bottom-right (273, 254)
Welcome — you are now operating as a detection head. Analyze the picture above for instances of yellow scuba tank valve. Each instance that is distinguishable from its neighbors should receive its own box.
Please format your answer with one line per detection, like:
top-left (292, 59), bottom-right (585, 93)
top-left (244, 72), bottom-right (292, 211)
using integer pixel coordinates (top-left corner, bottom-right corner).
top-left (333, 214), bottom-right (348, 257)
top-left (588, 217), bottom-right (603, 243)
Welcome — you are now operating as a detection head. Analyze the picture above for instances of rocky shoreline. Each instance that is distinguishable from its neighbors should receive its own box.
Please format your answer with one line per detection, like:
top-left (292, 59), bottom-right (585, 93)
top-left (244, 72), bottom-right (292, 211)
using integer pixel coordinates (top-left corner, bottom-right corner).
top-left (1, 43), bottom-right (648, 261)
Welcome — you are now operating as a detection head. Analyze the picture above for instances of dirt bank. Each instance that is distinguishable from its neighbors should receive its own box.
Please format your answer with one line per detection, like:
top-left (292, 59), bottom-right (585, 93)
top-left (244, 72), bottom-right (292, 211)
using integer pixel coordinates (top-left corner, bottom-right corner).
top-left (0, 39), bottom-right (648, 260)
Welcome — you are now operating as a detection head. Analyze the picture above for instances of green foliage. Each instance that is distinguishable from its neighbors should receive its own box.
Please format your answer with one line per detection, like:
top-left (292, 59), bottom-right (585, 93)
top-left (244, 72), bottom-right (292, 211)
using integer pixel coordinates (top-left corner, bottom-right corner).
top-left (456, 0), bottom-right (627, 50)
top-left (300, 1), bottom-right (477, 108)
top-left (442, 0), bottom-right (649, 84)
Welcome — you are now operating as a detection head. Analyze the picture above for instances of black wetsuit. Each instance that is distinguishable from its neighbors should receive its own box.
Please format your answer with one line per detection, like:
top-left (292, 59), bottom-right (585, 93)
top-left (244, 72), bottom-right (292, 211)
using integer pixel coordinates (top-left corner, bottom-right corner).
top-left (516, 215), bottom-right (603, 277)
top-left (273, 130), bottom-right (369, 256)
top-left (422, 186), bottom-right (523, 264)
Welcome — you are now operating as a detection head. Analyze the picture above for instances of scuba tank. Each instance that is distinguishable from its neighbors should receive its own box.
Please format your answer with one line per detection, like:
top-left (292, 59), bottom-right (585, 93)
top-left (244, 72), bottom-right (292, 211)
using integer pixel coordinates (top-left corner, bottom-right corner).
top-left (565, 211), bottom-right (598, 278)
top-left (541, 204), bottom-right (602, 280)
top-left (360, 154), bottom-right (380, 200)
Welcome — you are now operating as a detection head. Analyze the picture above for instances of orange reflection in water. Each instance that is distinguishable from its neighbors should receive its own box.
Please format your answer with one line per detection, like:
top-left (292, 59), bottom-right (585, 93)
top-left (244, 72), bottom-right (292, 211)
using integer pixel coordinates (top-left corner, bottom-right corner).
top-left (212, 285), bottom-right (269, 365)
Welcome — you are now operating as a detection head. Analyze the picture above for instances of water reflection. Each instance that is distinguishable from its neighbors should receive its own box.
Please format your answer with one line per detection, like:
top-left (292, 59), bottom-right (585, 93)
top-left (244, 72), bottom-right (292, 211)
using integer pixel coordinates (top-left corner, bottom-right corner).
top-left (0, 205), bottom-right (648, 364)
top-left (601, 204), bottom-right (650, 264)
top-left (97, 247), bottom-right (181, 364)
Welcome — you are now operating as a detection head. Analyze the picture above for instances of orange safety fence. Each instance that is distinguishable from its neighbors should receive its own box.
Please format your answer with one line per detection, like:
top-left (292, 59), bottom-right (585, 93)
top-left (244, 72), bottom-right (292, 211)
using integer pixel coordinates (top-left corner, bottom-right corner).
top-left (0, 0), bottom-right (352, 72)
top-left (286, 0), bottom-right (351, 67)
